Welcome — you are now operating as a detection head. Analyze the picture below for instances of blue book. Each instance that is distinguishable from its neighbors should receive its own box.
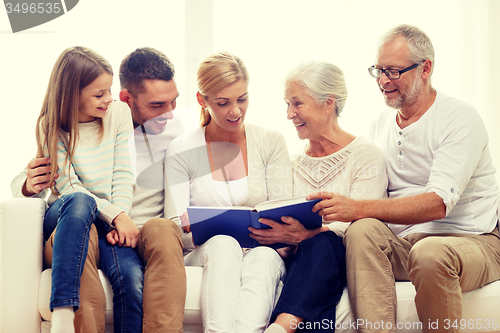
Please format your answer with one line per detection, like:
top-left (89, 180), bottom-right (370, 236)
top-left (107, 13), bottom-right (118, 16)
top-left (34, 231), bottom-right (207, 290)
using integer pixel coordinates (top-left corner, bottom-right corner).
top-left (187, 197), bottom-right (322, 248)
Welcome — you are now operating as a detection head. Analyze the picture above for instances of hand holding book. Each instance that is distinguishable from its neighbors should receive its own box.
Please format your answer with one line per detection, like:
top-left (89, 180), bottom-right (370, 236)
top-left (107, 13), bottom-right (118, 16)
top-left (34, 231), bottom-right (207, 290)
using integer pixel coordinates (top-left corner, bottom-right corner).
top-left (249, 215), bottom-right (329, 247)
top-left (187, 197), bottom-right (323, 248)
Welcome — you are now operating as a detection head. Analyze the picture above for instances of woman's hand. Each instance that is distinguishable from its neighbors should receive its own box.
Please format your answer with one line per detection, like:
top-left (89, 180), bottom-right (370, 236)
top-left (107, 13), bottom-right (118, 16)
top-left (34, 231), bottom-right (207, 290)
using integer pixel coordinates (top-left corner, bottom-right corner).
top-left (249, 216), bottom-right (326, 246)
top-left (180, 211), bottom-right (191, 233)
top-left (107, 212), bottom-right (140, 248)
top-left (179, 212), bottom-right (198, 247)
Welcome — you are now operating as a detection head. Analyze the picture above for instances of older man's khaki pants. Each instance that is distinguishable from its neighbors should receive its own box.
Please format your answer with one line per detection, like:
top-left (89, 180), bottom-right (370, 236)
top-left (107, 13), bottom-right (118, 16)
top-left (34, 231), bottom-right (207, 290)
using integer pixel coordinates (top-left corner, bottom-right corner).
top-left (344, 218), bottom-right (500, 333)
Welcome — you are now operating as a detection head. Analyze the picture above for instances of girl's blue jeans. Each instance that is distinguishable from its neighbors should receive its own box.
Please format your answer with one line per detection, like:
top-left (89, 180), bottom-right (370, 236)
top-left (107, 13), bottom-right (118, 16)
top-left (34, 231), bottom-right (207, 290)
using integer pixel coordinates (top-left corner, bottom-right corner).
top-left (95, 218), bottom-right (144, 333)
top-left (44, 192), bottom-right (144, 333)
top-left (44, 192), bottom-right (97, 310)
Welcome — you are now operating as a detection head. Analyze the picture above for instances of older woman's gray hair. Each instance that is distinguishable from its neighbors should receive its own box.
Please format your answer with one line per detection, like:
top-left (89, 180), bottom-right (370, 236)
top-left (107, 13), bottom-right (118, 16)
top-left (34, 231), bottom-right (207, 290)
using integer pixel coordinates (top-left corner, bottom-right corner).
top-left (285, 62), bottom-right (348, 116)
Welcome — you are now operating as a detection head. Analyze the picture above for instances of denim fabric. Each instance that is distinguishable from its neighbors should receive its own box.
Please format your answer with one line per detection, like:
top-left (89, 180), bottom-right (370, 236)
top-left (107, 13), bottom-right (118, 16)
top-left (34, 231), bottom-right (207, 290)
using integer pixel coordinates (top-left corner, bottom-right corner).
top-left (96, 219), bottom-right (144, 333)
top-left (272, 231), bottom-right (346, 333)
top-left (43, 192), bottom-right (98, 310)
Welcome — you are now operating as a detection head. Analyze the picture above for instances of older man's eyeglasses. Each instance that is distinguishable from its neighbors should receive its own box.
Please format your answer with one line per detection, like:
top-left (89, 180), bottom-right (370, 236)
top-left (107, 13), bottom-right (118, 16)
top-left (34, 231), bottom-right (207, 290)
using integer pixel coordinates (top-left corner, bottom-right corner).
top-left (368, 61), bottom-right (425, 80)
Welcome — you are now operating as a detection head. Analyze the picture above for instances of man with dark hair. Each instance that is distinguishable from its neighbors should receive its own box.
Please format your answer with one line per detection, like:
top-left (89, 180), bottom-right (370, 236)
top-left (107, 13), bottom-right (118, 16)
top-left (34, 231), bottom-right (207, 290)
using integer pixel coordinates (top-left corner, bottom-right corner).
top-left (119, 47), bottom-right (179, 135)
top-left (12, 47), bottom-right (189, 333)
top-left (119, 47), bottom-right (175, 93)
top-left (115, 47), bottom-right (187, 333)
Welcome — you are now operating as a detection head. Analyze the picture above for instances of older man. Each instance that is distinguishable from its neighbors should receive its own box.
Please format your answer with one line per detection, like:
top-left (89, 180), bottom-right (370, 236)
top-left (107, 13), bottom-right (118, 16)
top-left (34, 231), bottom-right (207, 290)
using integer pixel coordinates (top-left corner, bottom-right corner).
top-left (309, 24), bottom-right (500, 333)
top-left (12, 47), bottom-right (189, 333)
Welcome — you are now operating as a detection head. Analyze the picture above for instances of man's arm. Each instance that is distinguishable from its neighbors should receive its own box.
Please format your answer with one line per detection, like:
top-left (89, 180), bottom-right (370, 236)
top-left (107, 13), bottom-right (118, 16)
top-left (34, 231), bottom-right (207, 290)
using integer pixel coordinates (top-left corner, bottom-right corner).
top-left (11, 157), bottom-right (57, 197)
top-left (307, 191), bottom-right (446, 225)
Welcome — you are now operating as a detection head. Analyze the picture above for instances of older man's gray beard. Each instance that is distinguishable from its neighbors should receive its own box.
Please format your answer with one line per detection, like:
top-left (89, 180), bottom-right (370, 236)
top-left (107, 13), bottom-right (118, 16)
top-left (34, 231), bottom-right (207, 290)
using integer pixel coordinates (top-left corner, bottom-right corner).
top-left (383, 77), bottom-right (423, 110)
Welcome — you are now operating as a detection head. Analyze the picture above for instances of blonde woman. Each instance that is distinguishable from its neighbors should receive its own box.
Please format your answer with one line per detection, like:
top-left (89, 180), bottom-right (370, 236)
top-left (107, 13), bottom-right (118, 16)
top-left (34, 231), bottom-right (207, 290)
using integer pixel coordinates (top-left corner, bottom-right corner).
top-left (165, 52), bottom-right (292, 332)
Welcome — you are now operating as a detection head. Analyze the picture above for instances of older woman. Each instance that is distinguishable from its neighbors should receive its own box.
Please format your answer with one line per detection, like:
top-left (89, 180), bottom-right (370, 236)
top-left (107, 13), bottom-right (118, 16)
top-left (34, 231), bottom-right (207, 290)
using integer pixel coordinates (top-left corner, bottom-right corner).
top-left (164, 52), bottom-right (293, 333)
top-left (251, 62), bottom-right (388, 333)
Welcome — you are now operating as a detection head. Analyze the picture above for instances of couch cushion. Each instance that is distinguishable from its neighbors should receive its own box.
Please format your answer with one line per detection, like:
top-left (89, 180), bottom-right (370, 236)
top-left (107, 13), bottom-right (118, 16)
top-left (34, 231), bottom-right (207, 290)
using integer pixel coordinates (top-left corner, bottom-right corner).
top-left (325, 281), bottom-right (500, 333)
top-left (39, 266), bottom-right (204, 325)
top-left (39, 267), bottom-right (500, 332)
top-left (1, 198), bottom-right (46, 333)
top-left (184, 266), bottom-right (203, 323)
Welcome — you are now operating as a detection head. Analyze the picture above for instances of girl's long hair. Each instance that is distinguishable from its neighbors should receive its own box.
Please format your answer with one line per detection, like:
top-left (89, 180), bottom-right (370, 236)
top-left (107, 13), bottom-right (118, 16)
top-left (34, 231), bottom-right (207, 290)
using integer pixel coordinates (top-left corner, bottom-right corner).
top-left (35, 46), bottom-right (113, 195)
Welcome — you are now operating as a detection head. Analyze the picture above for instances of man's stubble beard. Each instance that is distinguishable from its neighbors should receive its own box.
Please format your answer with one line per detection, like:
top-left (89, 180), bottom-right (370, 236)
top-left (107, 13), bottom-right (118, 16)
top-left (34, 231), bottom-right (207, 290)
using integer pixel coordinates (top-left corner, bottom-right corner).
top-left (385, 76), bottom-right (423, 110)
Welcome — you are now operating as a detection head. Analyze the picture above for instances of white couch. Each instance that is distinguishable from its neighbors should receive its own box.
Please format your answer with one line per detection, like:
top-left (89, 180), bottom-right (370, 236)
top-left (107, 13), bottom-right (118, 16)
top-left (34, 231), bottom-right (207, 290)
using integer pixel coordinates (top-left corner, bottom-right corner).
top-left (1, 197), bottom-right (500, 333)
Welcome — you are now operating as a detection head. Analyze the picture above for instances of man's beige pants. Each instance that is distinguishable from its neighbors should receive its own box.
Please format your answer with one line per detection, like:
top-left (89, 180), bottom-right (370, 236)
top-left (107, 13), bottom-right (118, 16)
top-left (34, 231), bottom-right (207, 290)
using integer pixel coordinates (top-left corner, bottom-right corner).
top-left (344, 218), bottom-right (500, 333)
top-left (45, 218), bottom-right (186, 333)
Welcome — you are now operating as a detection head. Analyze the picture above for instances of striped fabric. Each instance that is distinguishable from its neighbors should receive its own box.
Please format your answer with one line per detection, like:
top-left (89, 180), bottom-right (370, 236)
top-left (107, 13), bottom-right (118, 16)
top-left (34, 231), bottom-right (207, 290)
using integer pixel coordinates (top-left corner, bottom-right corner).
top-left (53, 101), bottom-right (135, 225)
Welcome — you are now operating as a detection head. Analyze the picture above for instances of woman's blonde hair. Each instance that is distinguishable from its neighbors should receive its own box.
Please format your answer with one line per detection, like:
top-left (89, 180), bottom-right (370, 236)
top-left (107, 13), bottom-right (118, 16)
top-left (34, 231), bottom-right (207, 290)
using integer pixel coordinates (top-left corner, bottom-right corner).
top-left (35, 46), bottom-right (113, 195)
top-left (196, 52), bottom-right (248, 127)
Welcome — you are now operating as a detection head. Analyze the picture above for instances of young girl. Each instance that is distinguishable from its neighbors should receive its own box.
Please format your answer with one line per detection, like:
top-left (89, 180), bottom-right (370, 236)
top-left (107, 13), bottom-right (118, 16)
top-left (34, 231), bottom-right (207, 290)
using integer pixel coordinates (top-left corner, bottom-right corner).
top-left (37, 46), bottom-right (141, 333)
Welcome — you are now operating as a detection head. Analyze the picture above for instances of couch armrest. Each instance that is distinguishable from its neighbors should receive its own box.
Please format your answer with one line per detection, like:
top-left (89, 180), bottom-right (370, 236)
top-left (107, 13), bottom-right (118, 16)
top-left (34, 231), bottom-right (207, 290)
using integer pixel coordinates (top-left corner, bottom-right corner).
top-left (1, 198), bottom-right (46, 333)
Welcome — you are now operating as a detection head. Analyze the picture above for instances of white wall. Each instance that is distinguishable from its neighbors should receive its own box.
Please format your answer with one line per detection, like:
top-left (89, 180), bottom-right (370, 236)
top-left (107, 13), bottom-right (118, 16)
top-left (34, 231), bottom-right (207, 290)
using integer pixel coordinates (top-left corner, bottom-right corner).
top-left (0, 0), bottom-right (188, 201)
top-left (209, 0), bottom-right (499, 158)
top-left (1, 0), bottom-right (499, 201)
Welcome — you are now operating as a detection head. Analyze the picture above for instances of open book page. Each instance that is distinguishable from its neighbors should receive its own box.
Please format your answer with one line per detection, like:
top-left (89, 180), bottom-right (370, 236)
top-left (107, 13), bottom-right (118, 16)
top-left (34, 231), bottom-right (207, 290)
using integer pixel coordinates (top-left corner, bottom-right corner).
top-left (188, 196), bottom-right (313, 215)
top-left (254, 196), bottom-right (314, 212)
top-left (189, 205), bottom-right (252, 213)
top-left (255, 197), bottom-right (322, 230)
